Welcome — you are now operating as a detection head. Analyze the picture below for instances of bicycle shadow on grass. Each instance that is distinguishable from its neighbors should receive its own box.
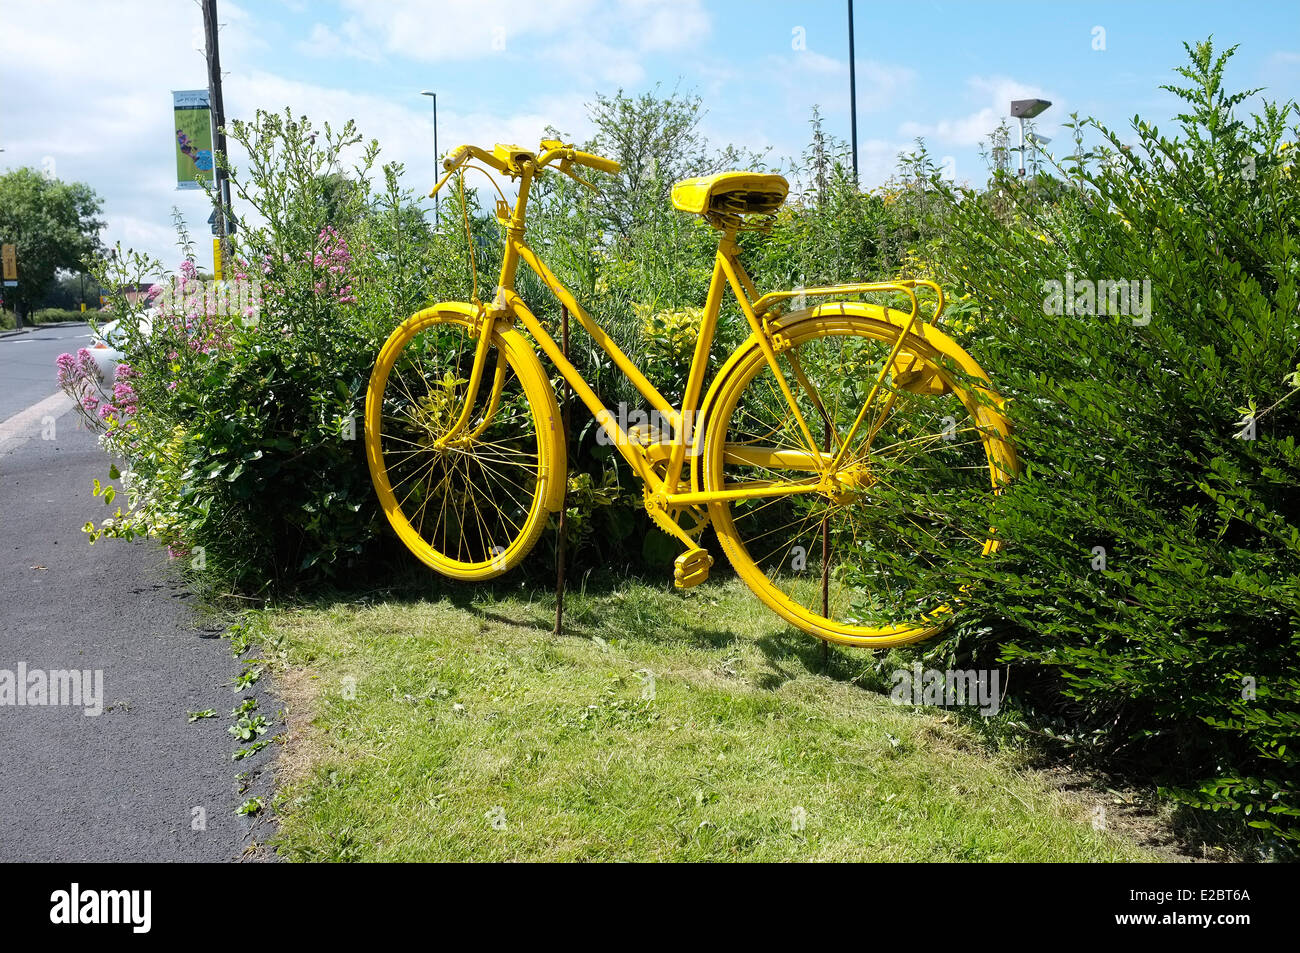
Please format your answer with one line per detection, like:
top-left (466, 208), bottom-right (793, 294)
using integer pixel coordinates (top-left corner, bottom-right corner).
top-left (305, 554), bottom-right (885, 694)
top-left (450, 572), bottom-right (744, 652)
top-left (334, 562), bottom-right (728, 644)
top-left (448, 569), bottom-right (884, 698)
top-left (752, 627), bottom-right (880, 692)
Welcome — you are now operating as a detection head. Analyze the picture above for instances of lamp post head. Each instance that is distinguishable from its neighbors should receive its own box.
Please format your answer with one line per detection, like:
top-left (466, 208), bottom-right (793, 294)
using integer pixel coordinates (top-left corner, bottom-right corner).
top-left (1010, 98), bottom-right (1051, 119)
top-left (420, 90), bottom-right (436, 98)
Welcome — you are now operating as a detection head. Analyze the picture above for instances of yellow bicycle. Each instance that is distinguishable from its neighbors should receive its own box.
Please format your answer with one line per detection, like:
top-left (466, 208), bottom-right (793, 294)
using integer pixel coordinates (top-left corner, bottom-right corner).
top-left (364, 139), bottom-right (1018, 648)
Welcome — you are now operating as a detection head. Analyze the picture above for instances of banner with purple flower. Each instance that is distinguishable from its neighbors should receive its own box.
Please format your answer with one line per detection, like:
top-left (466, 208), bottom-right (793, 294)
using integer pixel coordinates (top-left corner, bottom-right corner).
top-left (173, 89), bottom-right (214, 190)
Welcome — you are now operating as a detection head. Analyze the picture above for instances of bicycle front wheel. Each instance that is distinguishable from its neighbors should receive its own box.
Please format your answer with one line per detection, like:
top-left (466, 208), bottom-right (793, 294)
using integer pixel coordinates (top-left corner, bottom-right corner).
top-left (364, 304), bottom-right (564, 580)
top-left (702, 306), bottom-right (1017, 648)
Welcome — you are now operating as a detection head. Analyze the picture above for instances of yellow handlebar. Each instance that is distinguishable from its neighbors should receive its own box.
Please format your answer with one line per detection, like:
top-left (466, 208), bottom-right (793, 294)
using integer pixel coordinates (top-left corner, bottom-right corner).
top-left (442, 144), bottom-right (510, 174)
top-left (443, 145), bottom-right (469, 170)
top-left (429, 141), bottom-right (620, 199)
top-left (569, 150), bottom-right (620, 175)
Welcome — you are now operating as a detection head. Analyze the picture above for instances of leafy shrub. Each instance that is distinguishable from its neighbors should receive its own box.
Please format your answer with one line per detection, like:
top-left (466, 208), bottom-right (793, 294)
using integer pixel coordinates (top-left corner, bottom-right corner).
top-left (84, 112), bottom-right (449, 591)
top-left (33, 307), bottom-right (94, 323)
top-left (914, 40), bottom-right (1300, 844)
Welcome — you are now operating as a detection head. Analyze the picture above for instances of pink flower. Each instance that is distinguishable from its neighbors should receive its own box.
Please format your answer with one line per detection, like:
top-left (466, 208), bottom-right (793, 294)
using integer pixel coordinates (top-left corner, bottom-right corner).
top-left (56, 352), bottom-right (77, 387)
top-left (75, 348), bottom-right (98, 379)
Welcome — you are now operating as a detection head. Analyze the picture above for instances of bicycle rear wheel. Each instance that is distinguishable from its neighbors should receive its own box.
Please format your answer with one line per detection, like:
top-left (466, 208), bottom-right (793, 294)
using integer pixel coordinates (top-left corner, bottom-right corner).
top-left (364, 305), bottom-right (564, 580)
top-left (702, 306), bottom-right (1017, 648)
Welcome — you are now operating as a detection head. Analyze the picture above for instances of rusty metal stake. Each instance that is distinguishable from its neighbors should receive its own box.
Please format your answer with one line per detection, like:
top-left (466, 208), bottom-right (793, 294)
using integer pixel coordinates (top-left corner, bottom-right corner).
top-left (554, 304), bottom-right (571, 636)
top-left (820, 418), bottom-right (831, 668)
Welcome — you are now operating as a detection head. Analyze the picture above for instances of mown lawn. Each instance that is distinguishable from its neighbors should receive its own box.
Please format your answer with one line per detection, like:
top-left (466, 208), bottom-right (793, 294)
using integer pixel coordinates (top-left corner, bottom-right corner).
top-left (261, 575), bottom-right (1161, 862)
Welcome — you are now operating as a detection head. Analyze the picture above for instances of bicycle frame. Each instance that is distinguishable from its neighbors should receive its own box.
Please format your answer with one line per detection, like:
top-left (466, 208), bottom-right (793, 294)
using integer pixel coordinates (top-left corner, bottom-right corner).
top-left (443, 157), bottom-right (945, 522)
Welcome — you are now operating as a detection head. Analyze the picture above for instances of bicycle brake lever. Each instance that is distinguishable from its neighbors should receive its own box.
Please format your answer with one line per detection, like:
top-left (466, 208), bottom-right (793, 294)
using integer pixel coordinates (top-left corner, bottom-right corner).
top-left (429, 168), bottom-right (455, 199)
top-left (559, 159), bottom-right (601, 194)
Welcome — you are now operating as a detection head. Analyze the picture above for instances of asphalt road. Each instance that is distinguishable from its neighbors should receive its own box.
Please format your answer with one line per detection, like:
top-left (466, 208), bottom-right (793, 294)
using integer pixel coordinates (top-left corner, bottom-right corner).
top-left (0, 330), bottom-right (276, 861)
top-left (0, 322), bottom-right (98, 421)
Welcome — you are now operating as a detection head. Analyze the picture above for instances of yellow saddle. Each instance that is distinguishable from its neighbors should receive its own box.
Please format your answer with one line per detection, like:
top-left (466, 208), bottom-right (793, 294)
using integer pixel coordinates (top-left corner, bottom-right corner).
top-left (671, 172), bottom-right (788, 223)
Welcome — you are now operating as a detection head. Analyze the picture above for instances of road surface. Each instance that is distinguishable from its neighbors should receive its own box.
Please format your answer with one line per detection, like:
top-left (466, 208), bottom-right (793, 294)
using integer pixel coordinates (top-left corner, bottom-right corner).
top-left (0, 324), bottom-right (276, 861)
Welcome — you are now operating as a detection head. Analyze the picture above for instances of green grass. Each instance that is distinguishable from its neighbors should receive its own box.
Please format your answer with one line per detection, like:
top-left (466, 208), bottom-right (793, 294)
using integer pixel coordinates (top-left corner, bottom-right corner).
top-left (263, 574), bottom-right (1162, 862)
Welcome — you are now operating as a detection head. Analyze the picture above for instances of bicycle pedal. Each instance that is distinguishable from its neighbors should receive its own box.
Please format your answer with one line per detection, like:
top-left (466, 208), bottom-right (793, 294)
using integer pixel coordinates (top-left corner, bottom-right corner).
top-left (673, 547), bottom-right (713, 589)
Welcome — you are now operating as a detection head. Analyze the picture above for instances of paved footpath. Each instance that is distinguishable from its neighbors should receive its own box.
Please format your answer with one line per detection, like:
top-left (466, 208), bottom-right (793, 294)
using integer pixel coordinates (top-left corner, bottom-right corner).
top-left (0, 357), bottom-right (277, 860)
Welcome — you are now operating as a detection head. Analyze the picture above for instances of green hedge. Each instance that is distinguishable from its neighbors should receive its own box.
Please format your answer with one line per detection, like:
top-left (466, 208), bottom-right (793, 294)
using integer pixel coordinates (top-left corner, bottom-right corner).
top-left (918, 40), bottom-right (1299, 845)
top-left (32, 307), bottom-right (94, 324)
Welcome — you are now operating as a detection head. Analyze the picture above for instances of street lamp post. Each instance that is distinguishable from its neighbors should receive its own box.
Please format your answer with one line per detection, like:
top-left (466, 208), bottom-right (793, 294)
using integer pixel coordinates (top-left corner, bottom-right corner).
top-left (420, 90), bottom-right (439, 226)
top-left (1010, 98), bottom-right (1051, 177)
top-left (847, 0), bottom-right (858, 187)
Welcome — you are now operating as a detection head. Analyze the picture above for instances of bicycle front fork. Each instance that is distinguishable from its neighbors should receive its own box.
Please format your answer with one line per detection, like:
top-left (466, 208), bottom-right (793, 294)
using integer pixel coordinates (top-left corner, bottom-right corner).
top-left (434, 306), bottom-right (508, 446)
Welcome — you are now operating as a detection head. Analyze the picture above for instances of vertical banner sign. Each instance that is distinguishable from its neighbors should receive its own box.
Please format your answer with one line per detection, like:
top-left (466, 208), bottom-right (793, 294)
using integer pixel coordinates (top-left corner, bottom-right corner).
top-left (1, 244), bottom-right (17, 281)
top-left (173, 89), bottom-right (215, 190)
top-left (212, 237), bottom-right (223, 281)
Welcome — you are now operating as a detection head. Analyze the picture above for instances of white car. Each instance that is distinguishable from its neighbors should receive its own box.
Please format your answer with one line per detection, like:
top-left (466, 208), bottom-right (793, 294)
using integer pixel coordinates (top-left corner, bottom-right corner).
top-left (86, 319), bottom-right (126, 382)
top-left (87, 312), bottom-right (153, 381)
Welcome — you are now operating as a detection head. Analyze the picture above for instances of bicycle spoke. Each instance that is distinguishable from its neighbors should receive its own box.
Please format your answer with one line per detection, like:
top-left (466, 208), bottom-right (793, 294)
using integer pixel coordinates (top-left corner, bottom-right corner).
top-left (373, 316), bottom-right (546, 571)
top-left (711, 319), bottom-right (1009, 636)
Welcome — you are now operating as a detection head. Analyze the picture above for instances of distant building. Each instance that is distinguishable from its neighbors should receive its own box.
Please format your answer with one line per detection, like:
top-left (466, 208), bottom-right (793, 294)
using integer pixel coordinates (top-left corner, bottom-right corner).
top-left (99, 283), bottom-right (155, 308)
top-left (123, 283), bottom-right (155, 307)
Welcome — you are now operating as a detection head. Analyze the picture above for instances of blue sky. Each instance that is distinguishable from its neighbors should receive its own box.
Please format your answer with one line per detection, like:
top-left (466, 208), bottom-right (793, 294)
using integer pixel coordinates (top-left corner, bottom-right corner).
top-left (2, 0), bottom-right (1297, 273)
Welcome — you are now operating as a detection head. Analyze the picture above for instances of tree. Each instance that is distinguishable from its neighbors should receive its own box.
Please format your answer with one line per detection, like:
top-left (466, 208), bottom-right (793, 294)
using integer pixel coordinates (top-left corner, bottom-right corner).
top-left (0, 168), bottom-right (105, 324)
top-left (41, 269), bottom-right (109, 310)
top-left (582, 87), bottom-right (765, 240)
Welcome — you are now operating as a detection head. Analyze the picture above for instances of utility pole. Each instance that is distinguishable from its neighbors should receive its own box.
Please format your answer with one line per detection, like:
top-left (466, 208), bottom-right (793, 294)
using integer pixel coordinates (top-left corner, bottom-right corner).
top-left (203, 0), bottom-right (232, 274)
top-left (847, 0), bottom-right (858, 187)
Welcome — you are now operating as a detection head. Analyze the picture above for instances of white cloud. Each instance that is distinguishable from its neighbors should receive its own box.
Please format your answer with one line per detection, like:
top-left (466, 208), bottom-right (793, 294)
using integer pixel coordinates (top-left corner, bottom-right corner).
top-left (536, 36), bottom-right (648, 88)
top-left (0, 0), bottom-right (599, 274)
top-left (322, 0), bottom-right (710, 63)
top-left (227, 70), bottom-right (592, 183)
top-left (0, 1), bottom-right (270, 270)
top-left (780, 51), bottom-right (915, 114)
top-left (899, 75), bottom-right (1060, 148)
top-left (296, 23), bottom-right (358, 61)
top-left (626, 0), bottom-right (712, 52)
top-left (313, 0), bottom-right (711, 92)
top-left (0, 0), bottom-right (926, 275)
